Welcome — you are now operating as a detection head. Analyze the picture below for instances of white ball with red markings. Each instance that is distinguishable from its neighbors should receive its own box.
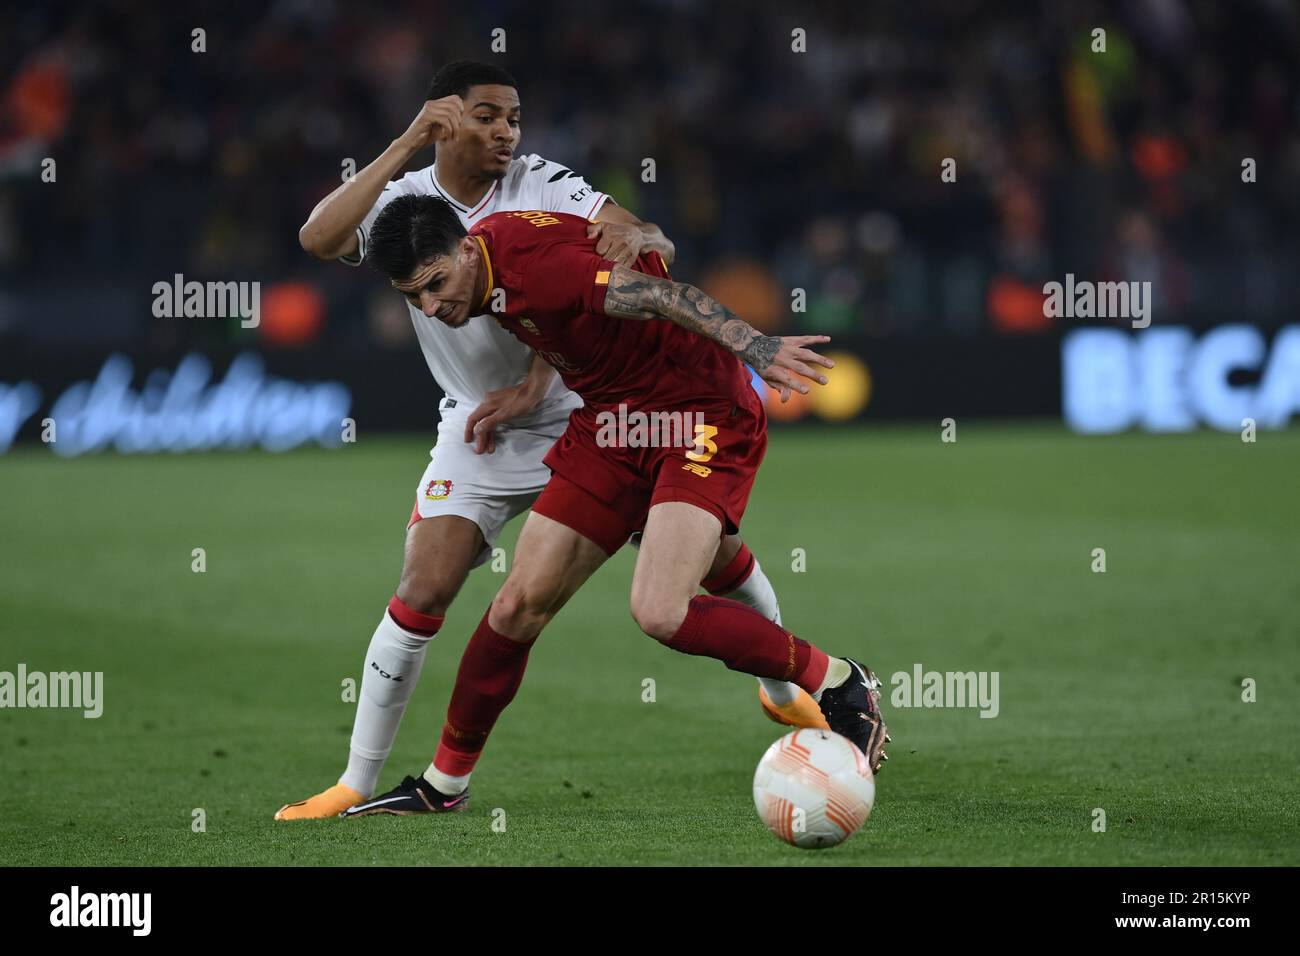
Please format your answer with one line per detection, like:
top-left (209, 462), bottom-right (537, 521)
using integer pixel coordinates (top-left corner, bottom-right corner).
top-left (753, 728), bottom-right (875, 849)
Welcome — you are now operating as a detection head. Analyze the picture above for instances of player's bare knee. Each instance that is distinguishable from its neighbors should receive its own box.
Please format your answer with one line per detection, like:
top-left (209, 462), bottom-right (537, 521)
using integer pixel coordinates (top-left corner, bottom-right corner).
top-left (394, 573), bottom-right (455, 618)
top-left (489, 581), bottom-right (549, 638)
top-left (629, 593), bottom-right (688, 644)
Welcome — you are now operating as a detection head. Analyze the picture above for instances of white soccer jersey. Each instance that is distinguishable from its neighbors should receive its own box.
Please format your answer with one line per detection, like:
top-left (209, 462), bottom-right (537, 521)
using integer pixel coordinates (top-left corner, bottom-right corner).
top-left (342, 153), bottom-right (610, 419)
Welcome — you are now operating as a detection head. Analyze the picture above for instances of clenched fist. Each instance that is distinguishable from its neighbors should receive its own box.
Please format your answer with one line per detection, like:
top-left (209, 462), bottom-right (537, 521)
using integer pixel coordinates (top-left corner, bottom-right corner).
top-left (398, 96), bottom-right (464, 152)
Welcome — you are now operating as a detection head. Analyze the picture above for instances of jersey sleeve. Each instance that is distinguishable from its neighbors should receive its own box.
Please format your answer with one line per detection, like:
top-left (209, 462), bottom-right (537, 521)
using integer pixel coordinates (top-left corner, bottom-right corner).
top-left (338, 170), bottom-right (426, 267)
top-left (523, 156), bottom-right (611, 220)
top-left (519, 240), bottom-right (618, 317)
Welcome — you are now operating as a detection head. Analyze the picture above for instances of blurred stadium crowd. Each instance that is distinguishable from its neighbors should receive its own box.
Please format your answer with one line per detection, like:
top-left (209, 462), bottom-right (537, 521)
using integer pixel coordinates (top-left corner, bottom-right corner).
top-left (1, 0), bottom-right (1297, 351)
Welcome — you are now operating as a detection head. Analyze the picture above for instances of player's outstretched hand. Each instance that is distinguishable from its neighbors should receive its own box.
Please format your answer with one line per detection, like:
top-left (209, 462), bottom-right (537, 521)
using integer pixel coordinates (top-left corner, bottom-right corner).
top-left (464, 381), bottom-right (543, 454)
top-left (587, 221), bottom-right (643, 266)
top-left (759, 335), bottom-right (835, 403)
top-left (399, 95), bottom-right (463, 152)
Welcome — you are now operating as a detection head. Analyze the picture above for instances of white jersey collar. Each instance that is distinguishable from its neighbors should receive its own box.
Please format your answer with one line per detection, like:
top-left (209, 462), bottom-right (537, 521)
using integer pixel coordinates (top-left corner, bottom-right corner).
top-left (428, 165), bottom-right (498, 219)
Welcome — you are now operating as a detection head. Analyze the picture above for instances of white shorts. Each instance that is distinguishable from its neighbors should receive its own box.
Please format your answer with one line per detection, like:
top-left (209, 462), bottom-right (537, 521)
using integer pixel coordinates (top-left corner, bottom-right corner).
top-left (408, 404), bottom-right (573, 568)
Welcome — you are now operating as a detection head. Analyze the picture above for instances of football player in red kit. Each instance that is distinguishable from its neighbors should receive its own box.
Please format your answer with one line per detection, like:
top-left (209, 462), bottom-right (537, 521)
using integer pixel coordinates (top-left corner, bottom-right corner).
top-left (342, 195), bottom-right (888, 815)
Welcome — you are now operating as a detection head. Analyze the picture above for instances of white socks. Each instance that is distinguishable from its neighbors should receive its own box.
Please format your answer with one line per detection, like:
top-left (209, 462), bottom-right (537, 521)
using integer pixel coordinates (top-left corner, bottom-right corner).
top-left (814, 657), bottom-right (853, 701)
top-left (718, 555), bottom-right (801, 707)
top-left (423, 764), bottom-right (471, 796)
top-left (340, 609), bottom-right (436, 797)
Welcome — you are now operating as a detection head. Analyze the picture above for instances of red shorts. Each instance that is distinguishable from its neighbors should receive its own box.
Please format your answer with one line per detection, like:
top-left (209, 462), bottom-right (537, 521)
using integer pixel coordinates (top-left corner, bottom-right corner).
top-left (533, 389), bottom-right (768, 555)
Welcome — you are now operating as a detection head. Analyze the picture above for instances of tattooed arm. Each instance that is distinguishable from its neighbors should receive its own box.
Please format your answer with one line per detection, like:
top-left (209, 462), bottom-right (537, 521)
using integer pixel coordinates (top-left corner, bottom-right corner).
top-left (601, 263), bottom-right (833, 401)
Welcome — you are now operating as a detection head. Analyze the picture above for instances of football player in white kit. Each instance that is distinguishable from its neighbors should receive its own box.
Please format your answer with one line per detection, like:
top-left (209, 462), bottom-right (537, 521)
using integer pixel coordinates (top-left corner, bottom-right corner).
top-left (276, 61), bottom-right (825, 820)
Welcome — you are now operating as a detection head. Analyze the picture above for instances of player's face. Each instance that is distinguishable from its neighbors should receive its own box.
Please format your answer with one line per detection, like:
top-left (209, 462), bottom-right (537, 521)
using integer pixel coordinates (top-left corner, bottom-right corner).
top-left (451, 84), bottom-right (521, 180)
top-left (398, 240), bottom-right (480, 328)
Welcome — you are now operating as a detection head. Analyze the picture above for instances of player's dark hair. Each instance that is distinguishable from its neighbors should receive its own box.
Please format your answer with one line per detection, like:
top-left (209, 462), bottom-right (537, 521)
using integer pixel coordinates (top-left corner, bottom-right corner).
top-left (427, 60), bottom-right (518, 101)
top-left (367, 195), bottom-right (468, 281)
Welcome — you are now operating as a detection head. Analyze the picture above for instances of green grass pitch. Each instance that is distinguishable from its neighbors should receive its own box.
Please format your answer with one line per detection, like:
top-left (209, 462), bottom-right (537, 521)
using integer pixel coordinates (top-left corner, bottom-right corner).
top-left (1, 423), bottom-right (1297, 866)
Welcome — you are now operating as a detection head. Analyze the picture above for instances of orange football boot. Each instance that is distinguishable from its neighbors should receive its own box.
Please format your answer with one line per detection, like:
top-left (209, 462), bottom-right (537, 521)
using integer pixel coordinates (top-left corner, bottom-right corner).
top-left (758, 685), bottom-right (831, 730)
top-left (274, 783), bottom-right (365, 820)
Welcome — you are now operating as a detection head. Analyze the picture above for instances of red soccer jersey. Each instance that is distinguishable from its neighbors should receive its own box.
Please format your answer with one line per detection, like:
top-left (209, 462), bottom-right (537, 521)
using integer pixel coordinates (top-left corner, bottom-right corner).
top-left (468, 210), bottom-right (756, 416)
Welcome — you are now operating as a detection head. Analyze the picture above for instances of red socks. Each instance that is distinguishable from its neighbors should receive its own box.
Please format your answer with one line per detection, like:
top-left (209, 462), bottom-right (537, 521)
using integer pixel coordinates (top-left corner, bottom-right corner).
top-left (667, 595), bottom-right (829, 692)
top-left (701, 542), bottom-right (756, 595)
top-left (430, 591), bottom-right (829, 779)
top-left (432, 609), bottom-right (536, 777)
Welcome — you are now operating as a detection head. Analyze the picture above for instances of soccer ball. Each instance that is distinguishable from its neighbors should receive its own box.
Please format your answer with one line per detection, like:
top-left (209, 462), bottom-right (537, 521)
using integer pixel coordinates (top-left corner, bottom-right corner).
top-left (753, 728), bottom-right (875, 849)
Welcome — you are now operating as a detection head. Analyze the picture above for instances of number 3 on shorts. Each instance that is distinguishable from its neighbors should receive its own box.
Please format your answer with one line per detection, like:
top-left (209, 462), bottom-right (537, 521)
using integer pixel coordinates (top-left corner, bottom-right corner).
top-left (686, 423), bottom-right (719, 463)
